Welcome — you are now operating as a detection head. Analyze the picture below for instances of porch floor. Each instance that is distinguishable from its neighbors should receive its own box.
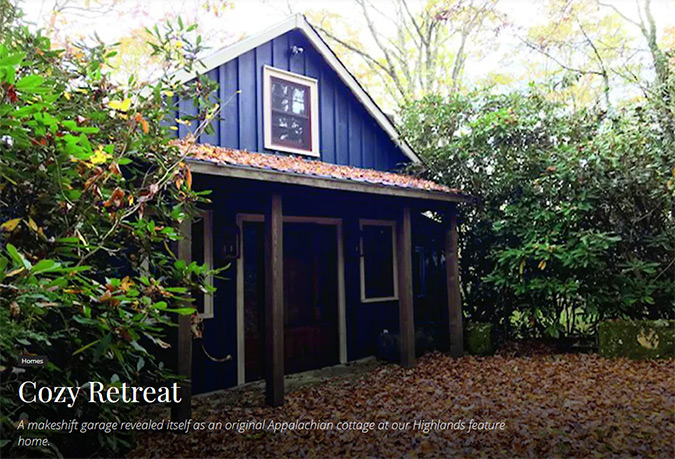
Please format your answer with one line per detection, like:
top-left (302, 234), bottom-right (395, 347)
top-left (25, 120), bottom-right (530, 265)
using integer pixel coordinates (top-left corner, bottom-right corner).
top-left (196, 357), bottom-right (384, 406)
top-left (136, 357), bottom-right (387, 422)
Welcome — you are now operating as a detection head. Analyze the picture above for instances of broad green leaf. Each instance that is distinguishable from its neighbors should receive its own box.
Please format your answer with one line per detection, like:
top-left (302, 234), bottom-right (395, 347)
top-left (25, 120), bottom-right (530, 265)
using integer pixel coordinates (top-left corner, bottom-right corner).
top-left (15, 74), bottom-right (44, 90)
top-left (6, 243), bottom-right (31, 270)
top-left (31, 259), bottom-right (58, 274)
top-left (165, 307), bottom-right (196, 315)
top-left (0, 52), bottom-right (25, 66)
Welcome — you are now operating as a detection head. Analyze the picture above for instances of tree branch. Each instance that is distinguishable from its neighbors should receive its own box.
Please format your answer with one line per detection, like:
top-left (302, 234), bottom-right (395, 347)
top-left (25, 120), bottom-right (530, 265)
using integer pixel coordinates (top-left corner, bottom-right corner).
top-left (576, 17), bottom-right (611, 107)
top-left (519, 36), bottom-right (606, 77)
top-left (596, 1), bottom-right (642, 28)
top-left (399, 0), bottom-right (427, 47)
top-left (354, 0), bottom-right (408, 102)
top-left (313, 24), bottom-right (392, 76)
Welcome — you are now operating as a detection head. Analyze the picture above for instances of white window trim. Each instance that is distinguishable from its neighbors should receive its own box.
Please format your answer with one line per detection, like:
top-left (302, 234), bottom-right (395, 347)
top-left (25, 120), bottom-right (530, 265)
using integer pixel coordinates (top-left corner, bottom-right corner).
top-left (199, 210), bottom-right (215, 319)
top-left (263, 65), bottom-right (320, 157)
top-left (359, 219), bottom-right (399, 303)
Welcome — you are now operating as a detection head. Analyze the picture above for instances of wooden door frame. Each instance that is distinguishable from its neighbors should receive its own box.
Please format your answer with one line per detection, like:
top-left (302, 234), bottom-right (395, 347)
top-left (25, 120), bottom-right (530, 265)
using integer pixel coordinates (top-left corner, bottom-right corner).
top-left (236, 213), bottom-right (347, 385)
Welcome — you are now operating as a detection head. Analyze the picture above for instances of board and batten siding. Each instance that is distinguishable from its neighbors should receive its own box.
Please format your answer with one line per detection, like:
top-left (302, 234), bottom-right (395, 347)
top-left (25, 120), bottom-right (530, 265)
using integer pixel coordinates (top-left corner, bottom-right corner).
top-left (173, 30), bottom-right (409, 172)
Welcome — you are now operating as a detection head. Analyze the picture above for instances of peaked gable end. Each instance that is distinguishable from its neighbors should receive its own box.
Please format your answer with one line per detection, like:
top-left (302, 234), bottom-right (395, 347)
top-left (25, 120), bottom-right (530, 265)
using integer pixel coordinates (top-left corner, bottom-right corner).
top-left (173, 16), bottom-right (418, 171)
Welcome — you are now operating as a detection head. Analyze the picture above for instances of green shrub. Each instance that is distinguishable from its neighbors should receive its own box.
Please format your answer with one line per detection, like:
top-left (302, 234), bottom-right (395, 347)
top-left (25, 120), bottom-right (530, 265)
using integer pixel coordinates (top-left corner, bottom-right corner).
top-left (598, 320), bottom-right (675, 360)
top-left (465, 322), bottom-right (495, 356)
top-left (0, 4), bottom-right (221, 457)
top-left (401, 86), bottom-right (674, 340)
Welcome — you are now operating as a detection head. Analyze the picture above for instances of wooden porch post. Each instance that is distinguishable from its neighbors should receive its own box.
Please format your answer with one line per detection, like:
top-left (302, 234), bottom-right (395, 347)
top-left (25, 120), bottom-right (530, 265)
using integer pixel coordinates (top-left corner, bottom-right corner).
top-left (396, 204), bottom-right (416, 368)
top-left (265, 192), bottom-right (284, 406)
top-left (172, 218), bottom-right (192, 421)
top-left (445, 204), bottom-right (464, 357)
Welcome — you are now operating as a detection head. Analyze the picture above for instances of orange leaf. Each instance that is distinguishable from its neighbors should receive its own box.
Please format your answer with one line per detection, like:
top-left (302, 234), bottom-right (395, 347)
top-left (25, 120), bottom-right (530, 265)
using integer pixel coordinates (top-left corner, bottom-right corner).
top-left (103, 187), bottom-right (125, 208)
top-left (185, 165), bottom-right (192, 190)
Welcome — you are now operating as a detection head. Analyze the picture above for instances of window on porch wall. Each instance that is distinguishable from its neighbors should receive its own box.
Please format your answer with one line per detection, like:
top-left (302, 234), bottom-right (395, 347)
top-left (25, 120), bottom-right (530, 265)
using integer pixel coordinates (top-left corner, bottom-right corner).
top-left (359, 220), bottom-right (398, 303)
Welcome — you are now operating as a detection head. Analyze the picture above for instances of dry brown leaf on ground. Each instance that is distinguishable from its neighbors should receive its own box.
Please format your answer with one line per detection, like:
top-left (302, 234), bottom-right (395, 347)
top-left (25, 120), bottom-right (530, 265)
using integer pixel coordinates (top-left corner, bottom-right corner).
top-left (130, 352), bottom-right (675, 458)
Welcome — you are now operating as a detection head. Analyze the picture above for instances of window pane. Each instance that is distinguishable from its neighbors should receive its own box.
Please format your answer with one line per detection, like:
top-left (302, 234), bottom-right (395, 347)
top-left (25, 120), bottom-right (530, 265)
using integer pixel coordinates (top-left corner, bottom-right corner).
top-left (362, 225), bottom-right (395, 299)
top-left (272, 112), bottom-right (310, 147)
top-left (271, 77), bottom-right (308, 116)
top-left (269, 75), bottom-right (313, 151)
top-left (413, 247), bottom-right (427, 298)
top-left (291, 86), bottom-right (306, 115)
top-left (271, 80), bottom-right (290, 112)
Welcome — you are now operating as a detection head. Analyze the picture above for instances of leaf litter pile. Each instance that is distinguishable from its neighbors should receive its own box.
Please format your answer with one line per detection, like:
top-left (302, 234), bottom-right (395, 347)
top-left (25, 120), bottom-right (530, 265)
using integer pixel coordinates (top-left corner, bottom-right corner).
top-left (131, 352), bottom-right (674, 457)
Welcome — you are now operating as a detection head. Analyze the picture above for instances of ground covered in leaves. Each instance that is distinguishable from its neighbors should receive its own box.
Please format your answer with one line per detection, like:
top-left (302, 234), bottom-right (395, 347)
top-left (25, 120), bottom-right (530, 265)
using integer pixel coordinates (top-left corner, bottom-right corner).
top-left (131, 352), bottom-right (674, 458)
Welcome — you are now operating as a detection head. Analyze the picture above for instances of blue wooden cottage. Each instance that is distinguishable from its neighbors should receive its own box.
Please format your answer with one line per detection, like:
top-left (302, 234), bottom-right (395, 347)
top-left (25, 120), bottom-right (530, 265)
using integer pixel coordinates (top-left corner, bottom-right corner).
top-left (169, 14), bottom-right (468, 417)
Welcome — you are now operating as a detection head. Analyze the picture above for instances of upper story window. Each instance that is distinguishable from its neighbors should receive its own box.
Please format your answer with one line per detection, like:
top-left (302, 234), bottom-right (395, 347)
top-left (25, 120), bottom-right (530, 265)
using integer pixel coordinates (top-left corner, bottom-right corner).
top-left (263, 66), bottom-right (319, 157)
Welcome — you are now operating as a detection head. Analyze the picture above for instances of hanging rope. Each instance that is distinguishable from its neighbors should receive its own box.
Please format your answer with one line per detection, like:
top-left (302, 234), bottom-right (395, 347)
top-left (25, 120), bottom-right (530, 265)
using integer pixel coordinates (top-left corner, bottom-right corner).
top-left (200, 342), bottom-right (232, 363)
top-left (192, 313), bottom-right (232, 363)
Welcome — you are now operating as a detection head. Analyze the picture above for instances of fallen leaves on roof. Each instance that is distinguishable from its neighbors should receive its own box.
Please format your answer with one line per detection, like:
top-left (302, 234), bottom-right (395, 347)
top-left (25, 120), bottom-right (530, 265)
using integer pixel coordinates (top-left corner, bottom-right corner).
top-left (174, 139), bottom-right (459, 194)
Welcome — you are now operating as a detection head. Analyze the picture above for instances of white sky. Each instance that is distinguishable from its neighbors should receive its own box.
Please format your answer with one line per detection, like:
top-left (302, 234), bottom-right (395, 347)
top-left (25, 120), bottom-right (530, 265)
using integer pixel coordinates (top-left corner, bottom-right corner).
top-left (16, 0), bottom-right (675, 105)
top-left (20, 0), bottom-right (674, 49)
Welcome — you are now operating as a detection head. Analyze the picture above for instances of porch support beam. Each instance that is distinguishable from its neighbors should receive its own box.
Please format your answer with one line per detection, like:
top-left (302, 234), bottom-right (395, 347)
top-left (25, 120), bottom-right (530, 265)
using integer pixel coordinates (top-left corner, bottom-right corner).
top-left (265, 192), bottom-right (285, 406)
top-left (445, 204), bottom-right (464, 358)
top-left (171, 218), bottom-right (192, 421)
top-left (396, 204), bottom-right (416, 368)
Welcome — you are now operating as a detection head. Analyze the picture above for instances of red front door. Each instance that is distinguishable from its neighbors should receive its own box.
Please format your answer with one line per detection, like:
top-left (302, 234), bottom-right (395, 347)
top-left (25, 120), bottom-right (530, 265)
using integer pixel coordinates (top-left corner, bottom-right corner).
top-left (242, 220), bottom-right (339, 382)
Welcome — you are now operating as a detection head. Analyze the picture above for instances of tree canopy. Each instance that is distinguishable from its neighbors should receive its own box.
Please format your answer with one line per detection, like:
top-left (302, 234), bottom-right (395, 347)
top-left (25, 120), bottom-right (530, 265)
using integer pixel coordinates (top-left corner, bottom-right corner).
top-left (402, 86), bottom-right (674, 338)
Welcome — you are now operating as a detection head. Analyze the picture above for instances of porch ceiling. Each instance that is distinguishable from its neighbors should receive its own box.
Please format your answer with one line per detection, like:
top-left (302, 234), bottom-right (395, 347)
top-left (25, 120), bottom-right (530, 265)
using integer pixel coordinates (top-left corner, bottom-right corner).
top-left (177, 140), bottom-right (471, 204)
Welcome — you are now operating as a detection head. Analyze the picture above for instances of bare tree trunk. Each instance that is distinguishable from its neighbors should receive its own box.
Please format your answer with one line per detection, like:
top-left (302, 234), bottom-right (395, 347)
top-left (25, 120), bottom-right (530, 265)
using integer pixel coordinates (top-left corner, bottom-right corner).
top-left (451, 31), bottom-right (469, 93)
top-left (641, 0), bottom-right (674, 141)
top-left (314, 0), bottom-right (503, 104)
top-left (598, 0), bottom-right (673, 137)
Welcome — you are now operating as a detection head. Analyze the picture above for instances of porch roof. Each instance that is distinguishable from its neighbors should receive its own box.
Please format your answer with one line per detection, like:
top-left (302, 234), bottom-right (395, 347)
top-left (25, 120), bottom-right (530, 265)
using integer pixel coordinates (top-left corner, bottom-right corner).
top-left (177, 140), bottom-right (470, 204)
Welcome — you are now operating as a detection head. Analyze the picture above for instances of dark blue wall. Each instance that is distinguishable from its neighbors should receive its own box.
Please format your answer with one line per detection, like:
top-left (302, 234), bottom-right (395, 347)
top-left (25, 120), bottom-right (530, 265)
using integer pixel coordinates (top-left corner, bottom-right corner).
top-left (188, 177), bottom-right (448, 394)
top-left (175, 29), bottom-right (410, 172)
top-left (188, 176), bottom-right (401, 393)
top-left (175, 28), bottom-right (435, 394)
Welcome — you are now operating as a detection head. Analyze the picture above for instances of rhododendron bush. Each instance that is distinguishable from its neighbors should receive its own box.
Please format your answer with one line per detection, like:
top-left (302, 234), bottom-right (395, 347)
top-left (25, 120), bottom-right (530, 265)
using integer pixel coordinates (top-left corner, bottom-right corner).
top-left (0, 3), bottom-right (220, 456)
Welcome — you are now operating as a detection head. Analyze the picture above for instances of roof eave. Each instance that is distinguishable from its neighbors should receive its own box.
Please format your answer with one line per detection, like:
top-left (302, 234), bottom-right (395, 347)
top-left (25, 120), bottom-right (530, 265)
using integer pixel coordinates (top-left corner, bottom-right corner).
top-left (188, 158), bottom-right (471, 204)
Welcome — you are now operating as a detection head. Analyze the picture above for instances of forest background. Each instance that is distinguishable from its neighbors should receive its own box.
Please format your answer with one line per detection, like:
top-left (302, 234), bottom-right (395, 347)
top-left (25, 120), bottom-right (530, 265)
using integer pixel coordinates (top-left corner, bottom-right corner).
top-left (1, 2), bottom-right (673, 455)
top-left (15, 0), bottom-right (675, 339)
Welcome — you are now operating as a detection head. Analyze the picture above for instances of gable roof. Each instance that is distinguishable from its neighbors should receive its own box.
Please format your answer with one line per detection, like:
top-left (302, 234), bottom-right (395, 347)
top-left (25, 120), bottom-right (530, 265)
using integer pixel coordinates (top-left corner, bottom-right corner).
top-left (176, 139), bottom-right (468, 203)
top-left (173, 14), bottom-right (421, 164)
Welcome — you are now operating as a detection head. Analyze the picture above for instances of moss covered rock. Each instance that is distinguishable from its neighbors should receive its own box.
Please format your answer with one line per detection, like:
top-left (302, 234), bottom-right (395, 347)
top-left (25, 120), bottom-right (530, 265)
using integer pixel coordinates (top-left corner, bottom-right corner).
top-left (465, 322), bottom-right (495, 356)
top-left (598, 320), bottom-right (675, 360)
